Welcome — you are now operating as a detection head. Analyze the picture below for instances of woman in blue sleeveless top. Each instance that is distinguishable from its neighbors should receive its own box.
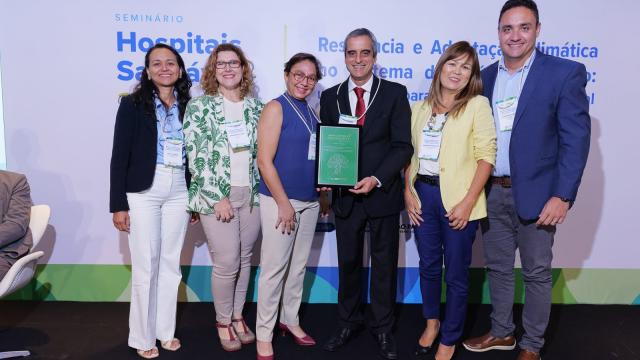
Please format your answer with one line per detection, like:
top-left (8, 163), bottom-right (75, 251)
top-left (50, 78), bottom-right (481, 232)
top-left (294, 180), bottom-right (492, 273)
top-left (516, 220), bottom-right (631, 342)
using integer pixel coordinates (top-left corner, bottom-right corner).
top-left (254, 53), bottom-right (324, 360)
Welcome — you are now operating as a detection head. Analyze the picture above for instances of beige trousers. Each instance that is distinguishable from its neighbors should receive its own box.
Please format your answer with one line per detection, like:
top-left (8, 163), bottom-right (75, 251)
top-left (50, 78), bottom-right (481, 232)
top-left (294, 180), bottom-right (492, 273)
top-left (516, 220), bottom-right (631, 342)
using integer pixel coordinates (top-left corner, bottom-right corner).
top-left (255, 194), bottom-right (319, 342)
top-left (200, 186), bottom-right (260, 324)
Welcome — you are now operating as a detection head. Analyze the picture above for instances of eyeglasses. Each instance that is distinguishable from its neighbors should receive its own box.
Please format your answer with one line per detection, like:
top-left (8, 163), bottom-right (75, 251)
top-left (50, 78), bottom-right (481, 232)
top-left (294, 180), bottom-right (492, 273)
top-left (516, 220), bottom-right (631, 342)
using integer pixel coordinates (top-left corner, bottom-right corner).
top-left (215, 60), bottom-right (241, 69)
top-left (291, 72), bottom-right (317, 84)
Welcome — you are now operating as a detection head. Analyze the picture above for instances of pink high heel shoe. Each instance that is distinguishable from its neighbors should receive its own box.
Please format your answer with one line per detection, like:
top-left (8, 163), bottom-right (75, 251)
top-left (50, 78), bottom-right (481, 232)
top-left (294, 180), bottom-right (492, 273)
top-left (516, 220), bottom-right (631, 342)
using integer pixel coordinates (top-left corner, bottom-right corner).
top-left (278, 323), bottom-right (316, 346)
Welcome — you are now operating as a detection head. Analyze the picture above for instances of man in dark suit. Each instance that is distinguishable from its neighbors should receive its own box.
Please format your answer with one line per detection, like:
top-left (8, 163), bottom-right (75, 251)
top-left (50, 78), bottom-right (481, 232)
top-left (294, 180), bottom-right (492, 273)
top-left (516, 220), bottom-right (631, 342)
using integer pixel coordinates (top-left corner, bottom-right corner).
top-left (462, 1), bottom-right (590, 360)
top-left (320, 28), bottom-right (412, 360)
top-left (0, 170), bottom-right (33, 280)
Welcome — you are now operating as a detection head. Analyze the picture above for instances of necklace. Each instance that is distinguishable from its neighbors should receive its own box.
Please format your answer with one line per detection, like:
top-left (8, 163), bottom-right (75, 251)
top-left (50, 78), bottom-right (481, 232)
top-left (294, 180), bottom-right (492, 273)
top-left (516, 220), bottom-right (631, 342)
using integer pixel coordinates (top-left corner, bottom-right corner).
top-left (427, 113), bottom-right (448, 131)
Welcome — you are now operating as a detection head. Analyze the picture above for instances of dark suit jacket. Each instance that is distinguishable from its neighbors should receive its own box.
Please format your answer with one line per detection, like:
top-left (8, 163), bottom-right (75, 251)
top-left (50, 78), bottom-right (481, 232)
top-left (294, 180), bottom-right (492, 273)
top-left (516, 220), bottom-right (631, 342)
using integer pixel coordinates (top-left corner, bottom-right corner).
top-left (482, 50), bottom-right (591, 219)
top-left (109, 95), bottom-right (190, 213)
top-left (0, 170), bottom-right (33, 278)
top-left (320, 76), bottom-right (413, 218)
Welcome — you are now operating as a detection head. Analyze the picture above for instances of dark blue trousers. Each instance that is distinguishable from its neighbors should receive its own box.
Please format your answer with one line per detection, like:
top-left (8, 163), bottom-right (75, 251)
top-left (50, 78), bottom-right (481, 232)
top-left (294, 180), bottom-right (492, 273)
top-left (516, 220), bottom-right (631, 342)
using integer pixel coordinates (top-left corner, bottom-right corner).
top-left (414, 179), bottom-right (477, 346)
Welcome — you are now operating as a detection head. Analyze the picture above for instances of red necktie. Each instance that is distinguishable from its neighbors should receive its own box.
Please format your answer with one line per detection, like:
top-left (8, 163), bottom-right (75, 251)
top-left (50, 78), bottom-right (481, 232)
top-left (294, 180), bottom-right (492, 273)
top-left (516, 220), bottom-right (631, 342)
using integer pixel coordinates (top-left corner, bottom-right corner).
top-left (354, 87), bottom-right (366, 126)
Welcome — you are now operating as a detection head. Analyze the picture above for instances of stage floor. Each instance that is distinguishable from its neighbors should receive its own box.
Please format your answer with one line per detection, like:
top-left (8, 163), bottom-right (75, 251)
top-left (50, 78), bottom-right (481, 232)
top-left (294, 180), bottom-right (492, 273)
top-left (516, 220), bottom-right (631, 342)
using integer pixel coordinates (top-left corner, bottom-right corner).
top-left (1, 302), bottom-right (638, 359)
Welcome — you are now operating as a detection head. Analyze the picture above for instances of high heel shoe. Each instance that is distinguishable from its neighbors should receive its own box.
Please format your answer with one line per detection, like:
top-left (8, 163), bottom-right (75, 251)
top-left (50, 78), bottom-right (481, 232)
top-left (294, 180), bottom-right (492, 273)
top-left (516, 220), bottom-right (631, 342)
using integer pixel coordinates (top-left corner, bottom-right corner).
top-left (232, 318), bottom-right (256, 344)
top-left (429, 344), bottom-right (458, 360)
top-left (160, 338), bottom-right (181, 351)
top-left (415, 342), bottom-right (435, 357)
top-left (278, 323), bottom-right (316, 346)
top-left (136, 347), bottom-right (159, 359)
top-left (256, 352), bottom-right (274, 360)
top-left (216, 322), bottom-right (242, 352)
top-left (256, 340), bottom-right (274, 360)
top-left (415, 333), bottom-right (439, 357)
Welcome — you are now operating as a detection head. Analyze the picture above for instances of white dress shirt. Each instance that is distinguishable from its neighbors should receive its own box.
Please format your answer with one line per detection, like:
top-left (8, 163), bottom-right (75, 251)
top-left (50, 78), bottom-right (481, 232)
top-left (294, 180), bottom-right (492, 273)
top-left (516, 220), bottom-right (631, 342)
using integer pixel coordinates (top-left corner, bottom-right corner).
top-left (347, 75), bottom-right (381, 187)
top-left (348, 75), bottom-right (374, 116)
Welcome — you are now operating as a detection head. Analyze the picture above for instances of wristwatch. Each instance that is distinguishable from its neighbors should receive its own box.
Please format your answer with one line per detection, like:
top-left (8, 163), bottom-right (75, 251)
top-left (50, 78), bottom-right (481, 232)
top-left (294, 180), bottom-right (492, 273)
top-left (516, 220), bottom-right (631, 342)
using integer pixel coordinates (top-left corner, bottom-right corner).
top-left (559, 197), bottom-right (572, 203)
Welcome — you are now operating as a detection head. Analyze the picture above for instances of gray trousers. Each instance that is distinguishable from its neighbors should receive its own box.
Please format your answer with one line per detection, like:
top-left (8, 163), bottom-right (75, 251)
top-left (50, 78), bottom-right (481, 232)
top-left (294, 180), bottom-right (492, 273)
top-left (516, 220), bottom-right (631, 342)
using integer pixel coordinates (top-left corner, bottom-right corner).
top-left (0, 257), bottom-right (11, 280)
top-left (481, 184), bottom-right (555, 352)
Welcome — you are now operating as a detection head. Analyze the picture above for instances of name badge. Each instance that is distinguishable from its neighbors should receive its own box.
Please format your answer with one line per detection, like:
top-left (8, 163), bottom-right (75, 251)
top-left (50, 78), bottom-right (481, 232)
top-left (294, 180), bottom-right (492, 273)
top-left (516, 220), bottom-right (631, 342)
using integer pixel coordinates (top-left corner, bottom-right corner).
top-left (224, 119), bottom-right (251, 150)
top-left (308, 133), bottom-right (316, 160)
top-left (419, 129), bottom-right (443, 161)
top-left (339, 114), bottom-right (358, 125)
top-left (164, 138), bottom-right (184, 167)
top-left (496, 96), bottom-right (518, 132)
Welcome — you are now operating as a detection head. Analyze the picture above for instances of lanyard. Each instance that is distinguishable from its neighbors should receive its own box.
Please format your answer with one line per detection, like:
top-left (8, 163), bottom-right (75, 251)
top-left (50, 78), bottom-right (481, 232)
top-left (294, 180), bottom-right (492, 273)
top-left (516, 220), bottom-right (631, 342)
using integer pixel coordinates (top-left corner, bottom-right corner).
top-left (336, 76), bottom-right (381, 121)
top-left (494, 53), bottom-right (535, 103)
top-left (283, 93), bottom-right (320, 135)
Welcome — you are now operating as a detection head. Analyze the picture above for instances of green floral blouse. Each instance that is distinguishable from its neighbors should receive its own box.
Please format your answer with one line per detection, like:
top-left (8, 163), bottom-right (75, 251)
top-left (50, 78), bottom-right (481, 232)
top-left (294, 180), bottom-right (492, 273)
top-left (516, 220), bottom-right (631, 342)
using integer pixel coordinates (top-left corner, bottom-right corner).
top-left (183, 95), bottom-right (263, 214)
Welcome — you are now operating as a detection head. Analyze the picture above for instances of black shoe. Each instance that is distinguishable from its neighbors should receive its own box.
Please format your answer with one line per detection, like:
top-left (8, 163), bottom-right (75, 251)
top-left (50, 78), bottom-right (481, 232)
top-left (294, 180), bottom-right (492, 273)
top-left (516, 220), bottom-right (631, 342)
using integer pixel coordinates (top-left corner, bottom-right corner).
top-left (423, 344), bottom-right (459, 360)
top-left (375, 332), bottom-right (398, 360)
top-left (415, 334), bottom-right (439, 357)
top-left (415, 342), bottom-right (435, 357)
top-left (323, 327), bottom-right (358, 352)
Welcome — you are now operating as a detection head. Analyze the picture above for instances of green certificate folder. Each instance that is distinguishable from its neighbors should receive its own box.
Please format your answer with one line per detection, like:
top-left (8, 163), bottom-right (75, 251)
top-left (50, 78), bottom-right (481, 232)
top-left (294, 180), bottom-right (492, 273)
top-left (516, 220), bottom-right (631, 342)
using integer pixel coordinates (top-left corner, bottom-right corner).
top-left (316, 124), bottom-right (361, 187)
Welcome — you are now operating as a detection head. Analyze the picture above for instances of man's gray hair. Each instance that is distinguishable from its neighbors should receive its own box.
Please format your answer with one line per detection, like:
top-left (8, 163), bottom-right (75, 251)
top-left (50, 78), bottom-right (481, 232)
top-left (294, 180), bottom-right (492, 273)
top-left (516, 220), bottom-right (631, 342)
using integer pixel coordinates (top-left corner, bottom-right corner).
top-left (344, 28), bottom-right (377, 58)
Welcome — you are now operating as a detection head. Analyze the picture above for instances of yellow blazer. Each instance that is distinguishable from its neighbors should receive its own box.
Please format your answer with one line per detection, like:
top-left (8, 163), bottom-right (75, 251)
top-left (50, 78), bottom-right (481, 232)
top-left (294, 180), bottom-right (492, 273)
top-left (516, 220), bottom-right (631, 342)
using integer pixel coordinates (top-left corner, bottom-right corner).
top-left (407, 95), bottom-right (497, 220)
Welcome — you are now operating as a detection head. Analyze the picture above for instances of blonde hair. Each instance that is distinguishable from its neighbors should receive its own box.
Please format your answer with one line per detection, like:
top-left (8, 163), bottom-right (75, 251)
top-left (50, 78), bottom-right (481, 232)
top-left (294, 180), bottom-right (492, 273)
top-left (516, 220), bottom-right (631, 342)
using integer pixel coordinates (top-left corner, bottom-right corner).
top-left (200, 43), bottom-right (255, 98)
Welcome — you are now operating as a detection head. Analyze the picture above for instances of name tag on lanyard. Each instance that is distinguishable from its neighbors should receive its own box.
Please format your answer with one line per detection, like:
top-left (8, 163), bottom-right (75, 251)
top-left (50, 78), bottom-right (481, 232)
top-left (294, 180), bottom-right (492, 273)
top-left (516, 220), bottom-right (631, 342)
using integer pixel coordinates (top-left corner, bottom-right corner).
top-left (419, 129), bottom-right (443, 161)
top-left (308, 133), bottom-right (316, 161)
top-left (338, 114), bottom-right (358, 125)
top-left (496, 96), bottom-right (518, 132)
top-left (224, 119), bottom-right (251, 150)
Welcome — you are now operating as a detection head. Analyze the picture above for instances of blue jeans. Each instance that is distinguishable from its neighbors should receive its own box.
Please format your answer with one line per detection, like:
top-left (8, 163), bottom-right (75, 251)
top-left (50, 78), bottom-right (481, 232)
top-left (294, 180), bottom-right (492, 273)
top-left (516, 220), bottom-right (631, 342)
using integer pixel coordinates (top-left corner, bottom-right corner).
top-left (414, 179), bottom-right (478, 346)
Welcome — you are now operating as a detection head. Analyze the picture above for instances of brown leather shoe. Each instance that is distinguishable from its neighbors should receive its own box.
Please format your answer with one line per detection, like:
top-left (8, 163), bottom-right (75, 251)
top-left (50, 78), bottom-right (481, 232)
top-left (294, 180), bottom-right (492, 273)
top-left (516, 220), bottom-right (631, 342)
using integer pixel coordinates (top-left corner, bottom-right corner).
top-left (462, 332), bottom-right (516, 352)
top-left (517, 349), bottom-right (541, 360)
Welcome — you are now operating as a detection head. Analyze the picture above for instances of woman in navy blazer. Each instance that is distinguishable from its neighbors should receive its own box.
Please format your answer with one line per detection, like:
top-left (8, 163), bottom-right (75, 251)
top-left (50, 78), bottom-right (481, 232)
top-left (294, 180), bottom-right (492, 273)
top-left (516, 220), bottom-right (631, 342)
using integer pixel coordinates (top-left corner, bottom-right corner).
top-left (109, 43), bottom-right (192, 359)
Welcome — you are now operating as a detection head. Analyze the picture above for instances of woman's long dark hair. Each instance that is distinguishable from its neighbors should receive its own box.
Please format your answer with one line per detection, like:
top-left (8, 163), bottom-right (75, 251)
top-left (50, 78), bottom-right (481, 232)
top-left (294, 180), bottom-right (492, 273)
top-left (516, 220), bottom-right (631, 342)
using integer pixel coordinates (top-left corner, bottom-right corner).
top-left (131, 43), bottom-right (192, 121)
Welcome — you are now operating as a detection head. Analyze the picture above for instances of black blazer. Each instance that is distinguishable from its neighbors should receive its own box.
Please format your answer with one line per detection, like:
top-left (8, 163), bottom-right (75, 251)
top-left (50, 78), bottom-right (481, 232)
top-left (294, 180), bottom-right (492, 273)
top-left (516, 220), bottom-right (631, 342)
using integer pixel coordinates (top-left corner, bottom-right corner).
top-left (109, 95), bottom-right (189, 213)
top-left (319, 76), bottom-right (413, 218)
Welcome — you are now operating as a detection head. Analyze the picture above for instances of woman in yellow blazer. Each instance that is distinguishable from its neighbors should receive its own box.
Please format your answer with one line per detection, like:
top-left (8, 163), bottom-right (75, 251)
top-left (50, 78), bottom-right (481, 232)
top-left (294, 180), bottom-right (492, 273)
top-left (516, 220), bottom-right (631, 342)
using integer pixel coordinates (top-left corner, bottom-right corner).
top-left (404, 41), bottom-right (496, 360)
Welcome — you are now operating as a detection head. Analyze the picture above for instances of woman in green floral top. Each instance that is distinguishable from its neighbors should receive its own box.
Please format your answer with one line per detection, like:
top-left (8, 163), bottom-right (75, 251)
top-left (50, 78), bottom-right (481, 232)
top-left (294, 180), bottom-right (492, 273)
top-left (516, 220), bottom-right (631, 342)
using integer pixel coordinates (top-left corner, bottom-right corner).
top-left (183, 44), bottom-right (263, 352)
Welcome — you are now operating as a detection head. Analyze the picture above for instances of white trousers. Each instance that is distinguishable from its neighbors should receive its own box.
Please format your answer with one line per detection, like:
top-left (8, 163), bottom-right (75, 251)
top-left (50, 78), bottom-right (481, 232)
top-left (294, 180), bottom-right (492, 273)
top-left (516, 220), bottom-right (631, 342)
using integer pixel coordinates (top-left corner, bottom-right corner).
top-left (256, 194), bottom-right (319, 342)
top-left (126, 166), bottom-right (189, 350)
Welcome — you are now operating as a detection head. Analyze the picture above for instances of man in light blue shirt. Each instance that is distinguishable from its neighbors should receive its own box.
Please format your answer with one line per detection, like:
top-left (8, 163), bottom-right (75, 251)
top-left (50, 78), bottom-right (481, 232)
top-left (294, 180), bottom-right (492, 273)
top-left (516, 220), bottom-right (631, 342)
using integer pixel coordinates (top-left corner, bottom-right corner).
top-left (463, 1), bottom-right (590, 359)
top-left (492, 51), bottom-right (535, 176)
